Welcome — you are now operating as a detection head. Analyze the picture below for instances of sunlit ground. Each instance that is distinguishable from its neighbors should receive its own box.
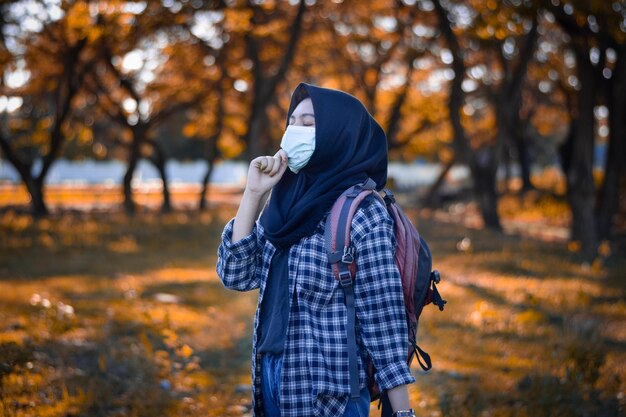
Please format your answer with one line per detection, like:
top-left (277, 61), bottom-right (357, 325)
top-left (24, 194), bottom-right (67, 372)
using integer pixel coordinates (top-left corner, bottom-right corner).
top-left (0, 184), bottom-right (624, 417)
top-left (0, 183), bottom-right (244, 210)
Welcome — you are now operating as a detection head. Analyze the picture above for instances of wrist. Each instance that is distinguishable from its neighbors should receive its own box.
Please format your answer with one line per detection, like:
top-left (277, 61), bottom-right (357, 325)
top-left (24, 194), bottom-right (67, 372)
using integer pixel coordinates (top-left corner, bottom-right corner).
top-left (243, 187), bottom-right (268, 202)
top-left (392, 409), bottom-right (415, 417)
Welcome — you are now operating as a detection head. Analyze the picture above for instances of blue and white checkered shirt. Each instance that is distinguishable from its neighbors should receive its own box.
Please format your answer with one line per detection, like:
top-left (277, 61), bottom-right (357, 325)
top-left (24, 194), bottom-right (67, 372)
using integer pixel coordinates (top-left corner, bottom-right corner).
top-left (216, 196), bottom-right (415, 417)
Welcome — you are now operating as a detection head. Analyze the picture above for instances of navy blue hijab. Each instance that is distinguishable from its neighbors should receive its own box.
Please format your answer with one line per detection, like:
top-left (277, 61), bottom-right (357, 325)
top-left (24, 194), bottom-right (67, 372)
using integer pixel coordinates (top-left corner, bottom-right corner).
top-left (259, 83), bottom-right (388, 249)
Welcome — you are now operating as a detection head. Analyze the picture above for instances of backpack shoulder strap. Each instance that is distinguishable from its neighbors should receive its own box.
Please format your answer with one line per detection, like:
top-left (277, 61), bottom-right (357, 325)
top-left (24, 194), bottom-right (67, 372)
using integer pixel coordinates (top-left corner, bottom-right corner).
top-left (324, 178), bottom-right (380, 400)
top-left (324, 177), bottom-right (380, 284)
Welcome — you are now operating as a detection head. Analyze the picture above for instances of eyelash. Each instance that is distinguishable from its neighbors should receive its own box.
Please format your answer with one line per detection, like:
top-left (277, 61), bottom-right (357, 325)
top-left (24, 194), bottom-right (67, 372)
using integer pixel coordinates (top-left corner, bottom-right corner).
top-left (289, 120), bottom-right (315, 126)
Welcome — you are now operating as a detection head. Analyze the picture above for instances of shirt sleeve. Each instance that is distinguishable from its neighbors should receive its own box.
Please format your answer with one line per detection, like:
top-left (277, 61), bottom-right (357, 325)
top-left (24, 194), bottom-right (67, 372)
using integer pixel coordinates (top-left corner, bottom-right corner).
top-left (353, 204), bottom-right (415, 392)
top-left (216, 217), bottom-right (262, 292)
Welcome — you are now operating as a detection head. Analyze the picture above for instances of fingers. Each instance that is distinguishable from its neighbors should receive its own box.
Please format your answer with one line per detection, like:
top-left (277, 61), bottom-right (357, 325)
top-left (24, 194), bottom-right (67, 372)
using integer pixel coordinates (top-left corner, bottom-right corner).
top-left (274, 149), bottom-right (288, 164)
top-left (253, 156), bottom-right (273, 172)
top-left (253, 154), bottom-right (286, 177)
top-left (253, 156), bottom-right (268, 172)
top-left (267, 152), bottom-right (288, 176)
top-left (268, 150), bottom-right (288, 176)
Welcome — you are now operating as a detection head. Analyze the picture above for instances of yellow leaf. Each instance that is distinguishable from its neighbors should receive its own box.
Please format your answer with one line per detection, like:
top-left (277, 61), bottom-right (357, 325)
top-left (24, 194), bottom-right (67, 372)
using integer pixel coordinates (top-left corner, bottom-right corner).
top-left (162, 328), bottom-right (177, 347)
top-left (182, 123), bottom-right (197, 138)
top-left (88, 26), bottom-right (103, 42)
top-left (32, 130), bottom-right (49, 145)
top-left (178, 344), bottom-right (193, 358)
top-left (591, 258), bottom-right (603, 272)
top-left (98, 352), bottom-right (107, 372)
top-left (121, 129), bottom-right (133, 143)
top-left (139, 331), bottom-right (154, 356)
top-left (79, 127), bottom-right (93, 144)
top-left (567, 241), bottom-right (581, 253)
top-left (224, 8), bottom-right (253, 32)
top-left (66, 2), bottom-right (92, 41)
top-left (61, 383), bottom-right (70, 401)
top-left (37, 117), bottom-right (53, 130)
top-left (218, 134), bottom-right (244, 159)
top-left (598, 241), bottom-right (611, 257)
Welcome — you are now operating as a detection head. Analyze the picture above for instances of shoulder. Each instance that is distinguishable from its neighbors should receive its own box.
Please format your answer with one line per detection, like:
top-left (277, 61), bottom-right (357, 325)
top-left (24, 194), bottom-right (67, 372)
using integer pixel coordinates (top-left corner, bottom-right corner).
top-left (313, 192), bottom-right (392, 243)
top-left (351, 194), bottom-right (393, 243)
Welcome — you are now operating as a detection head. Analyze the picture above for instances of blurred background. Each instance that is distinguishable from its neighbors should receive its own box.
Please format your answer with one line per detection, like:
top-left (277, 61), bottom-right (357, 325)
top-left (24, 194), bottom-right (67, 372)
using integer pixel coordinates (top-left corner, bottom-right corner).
top-left (0, 0), bottom-right (624, 416)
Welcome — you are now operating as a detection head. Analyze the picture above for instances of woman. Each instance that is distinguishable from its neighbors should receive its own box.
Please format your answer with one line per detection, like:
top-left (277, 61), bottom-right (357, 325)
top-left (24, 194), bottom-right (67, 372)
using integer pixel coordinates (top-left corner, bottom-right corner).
top-left (216, 83), bottom-right (416, 417)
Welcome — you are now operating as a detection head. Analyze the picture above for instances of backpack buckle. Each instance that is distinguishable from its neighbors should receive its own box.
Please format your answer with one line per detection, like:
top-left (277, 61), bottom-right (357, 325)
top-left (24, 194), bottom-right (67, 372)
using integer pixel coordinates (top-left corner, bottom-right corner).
top-left (347, 179), bottom-right (377, 198)
top-left (342, 246), bottom-right (355, 264)
top-left (382, 188), bottom-right (396, 205)
top-left (430, 270), bottom-right (441, 284)
top-left (339, 270), bottom-right (353, 287)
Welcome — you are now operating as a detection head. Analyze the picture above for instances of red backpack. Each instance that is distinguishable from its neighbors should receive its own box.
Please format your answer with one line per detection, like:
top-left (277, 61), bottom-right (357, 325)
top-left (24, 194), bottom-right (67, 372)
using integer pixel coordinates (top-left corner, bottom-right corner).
top-left (324, 178), bottom-right (446, 411)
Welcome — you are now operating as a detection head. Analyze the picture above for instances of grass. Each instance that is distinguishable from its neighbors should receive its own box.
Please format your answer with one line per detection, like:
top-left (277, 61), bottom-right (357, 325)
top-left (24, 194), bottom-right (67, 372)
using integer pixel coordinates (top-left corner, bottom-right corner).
top-left (410, 214), bottom-right (625, 417)
top-left (0, 187), bottom-right (624, 417)
top-left (0, 205), bottom-right (257, 417)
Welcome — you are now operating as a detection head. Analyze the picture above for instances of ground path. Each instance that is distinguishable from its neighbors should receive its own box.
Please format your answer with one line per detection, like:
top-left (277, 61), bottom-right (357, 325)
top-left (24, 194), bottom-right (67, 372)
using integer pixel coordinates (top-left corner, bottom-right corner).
top-left (0, 198), bottom-right (623, 416)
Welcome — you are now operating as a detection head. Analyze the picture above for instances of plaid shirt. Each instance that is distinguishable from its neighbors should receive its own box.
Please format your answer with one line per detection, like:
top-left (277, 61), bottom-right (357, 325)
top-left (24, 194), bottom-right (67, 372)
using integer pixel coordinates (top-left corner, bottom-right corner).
top-left (216, 196), bottom-right (415, 417)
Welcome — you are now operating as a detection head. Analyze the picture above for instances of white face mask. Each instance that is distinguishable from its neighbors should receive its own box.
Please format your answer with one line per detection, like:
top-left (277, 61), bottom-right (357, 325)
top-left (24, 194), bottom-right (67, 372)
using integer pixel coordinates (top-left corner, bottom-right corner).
top-left (280, 125), bottom-right (316, 174)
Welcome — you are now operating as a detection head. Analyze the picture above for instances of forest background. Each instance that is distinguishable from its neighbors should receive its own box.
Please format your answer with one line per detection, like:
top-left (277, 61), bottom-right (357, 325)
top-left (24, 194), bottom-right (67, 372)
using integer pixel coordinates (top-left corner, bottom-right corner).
top-left (0, 0), bottom-right (625, 416)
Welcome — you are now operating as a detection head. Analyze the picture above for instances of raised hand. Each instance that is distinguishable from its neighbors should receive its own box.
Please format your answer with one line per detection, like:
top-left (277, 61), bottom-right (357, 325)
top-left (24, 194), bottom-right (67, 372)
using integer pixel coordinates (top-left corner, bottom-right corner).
top-left (231, 149), bottom-right (288, 242)
top-left (246, 149), bottom-right (289, 197)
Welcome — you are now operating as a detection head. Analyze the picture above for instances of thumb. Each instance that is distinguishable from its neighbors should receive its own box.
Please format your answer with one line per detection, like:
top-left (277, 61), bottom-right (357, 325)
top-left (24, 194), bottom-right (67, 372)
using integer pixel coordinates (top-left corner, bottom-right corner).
top-left (276, 154), bottom-right (289, 176)
top-left (275, 148), bottom-right (288, 164)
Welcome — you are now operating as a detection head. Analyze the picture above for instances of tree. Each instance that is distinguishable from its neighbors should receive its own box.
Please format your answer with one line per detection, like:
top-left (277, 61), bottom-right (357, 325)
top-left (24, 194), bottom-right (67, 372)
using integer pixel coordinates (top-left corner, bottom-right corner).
top-left (241, 0), bottom-right (307, 159)
top-left (0, 2), bottom-right (97, 216)
top-left (433, 0), bottom-right (502, 229)
top-left (470, 1), bottom-right (539, 193)
top-left (86, 2), bottom-right (208, 214)
top-left (544, 0), bottom-right (626, 259)
top-left (179, 4), bottom-right (247, 209)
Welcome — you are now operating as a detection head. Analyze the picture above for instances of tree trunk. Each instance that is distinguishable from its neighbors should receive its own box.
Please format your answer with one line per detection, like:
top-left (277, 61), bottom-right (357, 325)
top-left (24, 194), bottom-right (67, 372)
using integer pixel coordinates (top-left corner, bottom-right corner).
top-left (559, 125), bottom-right (574, 176)
top-left (243, 0), bottom-right (306, 160)
top-left (245, 92), bottom-right (270, 159)
top-left (199, 130), bottom-right (222, 211)
top-left (567, 40), bottom-right (598, 260)
top-left (596, 47), bottom-right (626, 241)
top-left (422, 157), bottom-right (455, 208)
top-left (472, 148), bottom-right (501, 229)
top-left (123, 129), bottom-right (143, 215)
top-left (199, 155), bottom-right (217, 211)
top-left (479, 95), bottom-right (505, 229)
top-left (0, 135), bottom-right (49, 216)
top-left (27, 177), bottom-right (48, 217)
top-left (386, 56), bottom-right (416, 149)
top-left (501, 138), bottom-right (512, 194)
top-left (514, 132), bottom-right (533, 192)
top-left (432, 0), bottom-right (501, 230)
top-left (147, 140), bottom-right (171, 213)
top-left (0, 38), bottom-right (87, 218)
top-left (509, 14), bottom-right (537, 194)
top-left (123, 158), bottom-right (138, 215)
top-left (493, 13), bottom-right (537, 196)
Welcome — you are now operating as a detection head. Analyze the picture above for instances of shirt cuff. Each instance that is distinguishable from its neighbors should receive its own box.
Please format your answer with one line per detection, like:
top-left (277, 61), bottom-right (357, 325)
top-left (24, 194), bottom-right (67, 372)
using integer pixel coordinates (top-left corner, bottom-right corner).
top-left (375, 361), bottom-right (415, 392)
top-left (220, 218), bottom-right (258, 259)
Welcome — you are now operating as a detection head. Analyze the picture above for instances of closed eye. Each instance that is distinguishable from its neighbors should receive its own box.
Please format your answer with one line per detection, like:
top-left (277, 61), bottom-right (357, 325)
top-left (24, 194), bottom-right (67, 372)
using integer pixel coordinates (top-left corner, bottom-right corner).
top-left (289, 112), bottom-right (315, 126)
